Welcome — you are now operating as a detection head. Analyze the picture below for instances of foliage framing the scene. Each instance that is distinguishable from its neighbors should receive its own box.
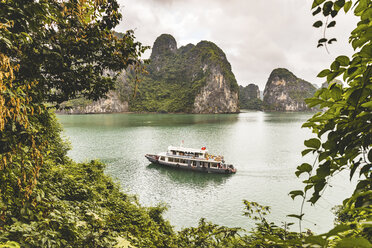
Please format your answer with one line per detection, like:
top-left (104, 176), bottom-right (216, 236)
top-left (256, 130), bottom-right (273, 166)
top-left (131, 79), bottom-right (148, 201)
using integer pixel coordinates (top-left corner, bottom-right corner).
top-left (0, 0), bottom-right (371, 247)
top-left (288, 0), bottom-right (372, 246)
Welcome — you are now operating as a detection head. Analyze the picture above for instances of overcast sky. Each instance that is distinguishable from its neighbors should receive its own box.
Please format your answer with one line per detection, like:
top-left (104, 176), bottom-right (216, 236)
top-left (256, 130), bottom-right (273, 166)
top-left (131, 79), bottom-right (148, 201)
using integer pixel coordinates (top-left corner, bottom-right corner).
top-left (115, 0), bottom-right (357, 90)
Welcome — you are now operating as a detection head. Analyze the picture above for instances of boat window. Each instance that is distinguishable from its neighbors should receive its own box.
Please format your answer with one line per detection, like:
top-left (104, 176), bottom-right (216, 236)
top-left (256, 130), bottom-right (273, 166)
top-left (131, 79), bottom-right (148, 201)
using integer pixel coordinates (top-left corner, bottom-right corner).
top-left (160, 157), bottom-right (165, 161)
top-left (172, 151), bottom-right (176, 155)
top-left (169, 157), bottom-right (173, 162)
top-left (179, 152), bottom-right (184, 156)
top-left (175, 158), bottom-right (179, 163)
top-left (192, 161), bottom-right (196, 166)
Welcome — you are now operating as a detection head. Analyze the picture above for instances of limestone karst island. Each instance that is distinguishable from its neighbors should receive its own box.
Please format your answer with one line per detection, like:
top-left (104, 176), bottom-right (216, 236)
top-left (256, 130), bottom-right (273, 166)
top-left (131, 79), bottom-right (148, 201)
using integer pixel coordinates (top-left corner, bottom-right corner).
top-left (60, 34), bottom-right (317, 114)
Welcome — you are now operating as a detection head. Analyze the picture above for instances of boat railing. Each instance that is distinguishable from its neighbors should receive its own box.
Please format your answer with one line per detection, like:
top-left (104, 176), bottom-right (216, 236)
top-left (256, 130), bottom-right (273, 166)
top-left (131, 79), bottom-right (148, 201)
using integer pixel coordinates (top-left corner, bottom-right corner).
top-left (165, 153), bottom-right (227, 163)
top-left (166, 153), bottom-right (195, 158)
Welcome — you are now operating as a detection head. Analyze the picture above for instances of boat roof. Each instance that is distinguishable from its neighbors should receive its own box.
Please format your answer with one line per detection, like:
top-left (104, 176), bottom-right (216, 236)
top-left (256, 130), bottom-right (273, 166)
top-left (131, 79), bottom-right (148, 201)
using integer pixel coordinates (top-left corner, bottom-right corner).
top-left (168, 146), bottom-right (208, 153)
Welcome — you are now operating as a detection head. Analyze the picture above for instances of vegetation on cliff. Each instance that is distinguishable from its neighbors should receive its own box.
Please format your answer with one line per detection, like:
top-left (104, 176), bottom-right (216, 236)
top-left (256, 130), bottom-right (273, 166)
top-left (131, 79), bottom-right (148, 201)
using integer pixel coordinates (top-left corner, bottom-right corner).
top-left (120, 35), bottom-right (239, 113)
top-left (239, 84), bottom-right (263, 110)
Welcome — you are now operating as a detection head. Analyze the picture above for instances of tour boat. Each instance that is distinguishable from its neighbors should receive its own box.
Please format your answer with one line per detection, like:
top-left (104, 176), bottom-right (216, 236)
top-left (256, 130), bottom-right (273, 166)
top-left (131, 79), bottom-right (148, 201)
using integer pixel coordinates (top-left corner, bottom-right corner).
top-left (145, 146), bottom-right (237, 174)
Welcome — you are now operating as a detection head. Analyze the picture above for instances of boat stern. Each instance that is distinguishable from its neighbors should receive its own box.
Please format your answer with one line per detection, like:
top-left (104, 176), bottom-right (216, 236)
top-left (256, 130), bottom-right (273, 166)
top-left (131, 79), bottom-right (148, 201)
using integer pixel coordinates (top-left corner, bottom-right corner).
top-left (226, 164), bottom-right (237, 174)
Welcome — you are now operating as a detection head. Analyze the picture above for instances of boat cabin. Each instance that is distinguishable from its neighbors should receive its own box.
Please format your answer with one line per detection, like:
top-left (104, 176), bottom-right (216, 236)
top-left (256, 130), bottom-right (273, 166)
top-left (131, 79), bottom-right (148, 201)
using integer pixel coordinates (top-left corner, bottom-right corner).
top-left (167, 146), bottom-right (207, 158)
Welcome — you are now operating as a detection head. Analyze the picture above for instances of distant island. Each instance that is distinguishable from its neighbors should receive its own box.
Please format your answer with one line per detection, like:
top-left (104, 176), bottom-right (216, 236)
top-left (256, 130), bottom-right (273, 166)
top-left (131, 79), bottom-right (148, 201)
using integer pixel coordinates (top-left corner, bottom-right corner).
top-left (239, 84), bottom-right (263, 110)
top-left (58, 36), bottom-right (318, 114)
top-left (262, 68), bottom-right (317, 111)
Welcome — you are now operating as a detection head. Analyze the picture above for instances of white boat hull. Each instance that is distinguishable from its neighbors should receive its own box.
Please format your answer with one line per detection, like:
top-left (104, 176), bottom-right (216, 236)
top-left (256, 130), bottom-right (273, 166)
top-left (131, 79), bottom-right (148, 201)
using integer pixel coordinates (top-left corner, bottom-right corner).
top-left (145, 154), bottom-right (236, 174)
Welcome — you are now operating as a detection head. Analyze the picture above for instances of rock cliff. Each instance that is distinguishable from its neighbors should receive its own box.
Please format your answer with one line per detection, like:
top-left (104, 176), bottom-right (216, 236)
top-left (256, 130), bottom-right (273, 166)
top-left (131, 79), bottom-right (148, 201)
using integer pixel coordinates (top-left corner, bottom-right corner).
top-left (263, 68), bottom-right (316, 111)
top-left (57, 91), bottom-right (128, 114)
top-left (239, 84), bottom-right (262, 110)
top-left (123, 34), bottom-right (239, 113)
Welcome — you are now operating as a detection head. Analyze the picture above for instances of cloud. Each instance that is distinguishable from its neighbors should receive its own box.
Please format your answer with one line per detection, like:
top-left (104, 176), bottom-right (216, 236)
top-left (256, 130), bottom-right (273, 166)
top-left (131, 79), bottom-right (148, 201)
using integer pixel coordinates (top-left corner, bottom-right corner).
top-left (116, 0), bottom-right (358, 90)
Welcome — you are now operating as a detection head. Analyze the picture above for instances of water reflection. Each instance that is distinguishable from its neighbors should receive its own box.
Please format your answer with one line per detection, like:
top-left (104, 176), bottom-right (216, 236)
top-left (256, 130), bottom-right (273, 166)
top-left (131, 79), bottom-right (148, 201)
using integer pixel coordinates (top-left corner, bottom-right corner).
top-left (263, 112), bottom-right (312, 123)
top-left (147, 163), bottom-right (231, 187)
top-left (58, 113), bottom-right (239, 128)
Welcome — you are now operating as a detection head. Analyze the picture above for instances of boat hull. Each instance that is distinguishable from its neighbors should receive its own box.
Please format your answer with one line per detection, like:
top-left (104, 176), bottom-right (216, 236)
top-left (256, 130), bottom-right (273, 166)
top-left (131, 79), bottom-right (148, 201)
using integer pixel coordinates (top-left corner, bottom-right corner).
top-left (145, 154), bottom-right (236, 174)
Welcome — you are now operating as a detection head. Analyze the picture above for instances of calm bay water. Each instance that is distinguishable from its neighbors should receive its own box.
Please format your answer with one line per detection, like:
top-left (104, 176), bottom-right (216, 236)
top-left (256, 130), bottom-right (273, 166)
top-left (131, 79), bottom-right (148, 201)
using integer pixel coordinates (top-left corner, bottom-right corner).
top-left (58, 111), bottom-right (354, 233)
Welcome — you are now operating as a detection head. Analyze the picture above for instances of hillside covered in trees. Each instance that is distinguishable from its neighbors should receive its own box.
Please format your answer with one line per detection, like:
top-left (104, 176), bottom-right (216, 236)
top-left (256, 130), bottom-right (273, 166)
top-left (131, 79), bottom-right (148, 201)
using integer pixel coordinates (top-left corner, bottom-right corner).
top-left (239, 84), bottom-right (263, 110)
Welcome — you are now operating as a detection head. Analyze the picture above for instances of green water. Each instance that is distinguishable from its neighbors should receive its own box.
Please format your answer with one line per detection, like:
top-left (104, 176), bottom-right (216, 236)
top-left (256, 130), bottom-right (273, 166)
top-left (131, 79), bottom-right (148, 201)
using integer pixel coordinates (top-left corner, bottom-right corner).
top-left (58, 111), bottom-right (354, 233)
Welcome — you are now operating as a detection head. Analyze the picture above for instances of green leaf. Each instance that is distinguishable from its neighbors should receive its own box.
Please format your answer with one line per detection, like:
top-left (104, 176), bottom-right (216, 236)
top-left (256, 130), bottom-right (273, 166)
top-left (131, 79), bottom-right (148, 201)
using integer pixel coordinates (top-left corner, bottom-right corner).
top-left (344, 1), bottom-right (352, 13)
top-left (335, 55), bottom-right (350, 66)
top-left (305, 98), bottom-right (324, 108)
top-left (304, 184), bottom-right (313, 192)
top-left (317, 162), bottom-right (331, 178)
top-left (327, 71), bottom-right (340, 82)
top-left (335, 237), bottom-right (372, 248)
top-left (328, 38), bottom-right (337, 44)
top-left (350, 161), bottom-right (361, 180)
top-left (304, 138), bottom-right (321, 149)
top-left (323, 1), bottom-right (333, 16)
top-left (312, 0), bottom-right (326, 9)
top-left (317, 69), bottom-right (331, 77)
top-left (313, 20), bottom-right (323, 28)
top-left (296, 163), bottom-right (313, 177)
top-left (308, 192), bottom-right (321, 204)
top-left (0, 242), bottom-right (21, 248)
top-left (361, 7), bottom-right (372, 21)
top-left (347, 88), bottom-right (362, 106)
top-left (356, 180), bottom-right (370, 191)
top-left (287, 214), bottom-right (304, 220)
top-left (318, 151), bottom-right (330, 162)
top-left (330, 87), bottom-right (342, 100)
top-left (319, 38), bottom-right (328, 43)
top-left (322, 224), bottom-right (350, 237)
top-left (361, 101), bottom-right (372, 109)
top-left (354, 0), bottom-right (368, 15)
top-left (289, 190), bottom-right (304, 200)
top-left (0, 37), bottom-right (12, 48)
top-left (331, 10), bottom-right (338, 17)
top-left (327, 21), bottom-right (336, 28)
top-left (312, 7), bottom-right (321, 15)
top-left (334, 0), bottom-right (345, 11)
top-left (331, 61), bottom-right (340, 71)
top-left (368, 149), bottom-right (372, 163)
top-left (302, 148), bottom-right (315, 156)
top-left (359, 164), bottom-right (372, 176)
